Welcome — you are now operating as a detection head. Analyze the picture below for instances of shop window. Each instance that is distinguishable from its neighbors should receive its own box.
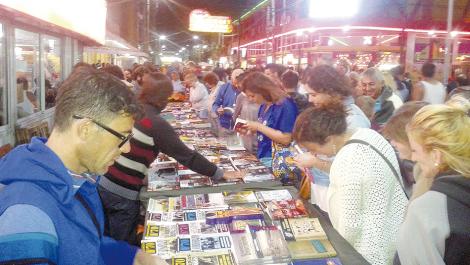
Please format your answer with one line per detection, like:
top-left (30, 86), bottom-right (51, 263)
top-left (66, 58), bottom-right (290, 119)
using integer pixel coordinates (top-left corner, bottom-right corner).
top-left (0, 24), bottom-right (6, 126)
top-left (15, 29), bottom-right (40, 119)
top-left (43, 35), bottom-right (62, 109)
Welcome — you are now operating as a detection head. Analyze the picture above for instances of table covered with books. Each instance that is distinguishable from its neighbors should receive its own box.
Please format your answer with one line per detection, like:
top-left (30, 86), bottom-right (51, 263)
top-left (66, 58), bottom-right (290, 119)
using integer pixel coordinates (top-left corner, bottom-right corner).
top-left (139, 103), bottom-right (369, 265)
top-left (140, 189), bottom-right (369, 265)
top-left (140, 102), bottom-right (284, 200)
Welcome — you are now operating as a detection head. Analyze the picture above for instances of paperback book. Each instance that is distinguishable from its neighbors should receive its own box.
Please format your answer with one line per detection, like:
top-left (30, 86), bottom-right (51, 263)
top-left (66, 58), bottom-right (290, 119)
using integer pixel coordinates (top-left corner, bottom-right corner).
top-left (287, 239), bottom-right (337, 260)
top-left (262, 199), bottom-right (308, 220)
top-left (255, 190), bottom-right (293, 202)
top-left (222, 191), bottom-right (258, 204)
top-left (231, 226), bottom-right (290, 265)
top-left (280, 218), bottom-right (326, 241)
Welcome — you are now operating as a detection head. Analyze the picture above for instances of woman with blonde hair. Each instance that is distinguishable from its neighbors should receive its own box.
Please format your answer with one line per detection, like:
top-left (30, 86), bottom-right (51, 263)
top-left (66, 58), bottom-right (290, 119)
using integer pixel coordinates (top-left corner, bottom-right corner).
top-left (395, 96), bottom-right (470, 265)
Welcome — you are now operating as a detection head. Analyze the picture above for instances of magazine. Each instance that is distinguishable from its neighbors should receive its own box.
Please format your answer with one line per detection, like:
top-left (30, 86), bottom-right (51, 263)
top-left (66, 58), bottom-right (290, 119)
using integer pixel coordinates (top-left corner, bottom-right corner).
top-left (255, 190), bottom-right (293, 202)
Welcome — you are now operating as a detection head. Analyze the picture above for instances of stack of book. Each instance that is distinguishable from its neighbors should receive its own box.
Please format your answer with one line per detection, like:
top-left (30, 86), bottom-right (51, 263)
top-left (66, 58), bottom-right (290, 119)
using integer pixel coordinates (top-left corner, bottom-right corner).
top-left (142, 189), bottom-right (342, 265)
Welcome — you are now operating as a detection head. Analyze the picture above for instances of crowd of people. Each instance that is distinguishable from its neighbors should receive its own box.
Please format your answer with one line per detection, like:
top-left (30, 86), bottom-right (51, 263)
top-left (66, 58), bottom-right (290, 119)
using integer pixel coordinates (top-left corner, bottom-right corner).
top-left (0, 58), bottom-right (469, 265)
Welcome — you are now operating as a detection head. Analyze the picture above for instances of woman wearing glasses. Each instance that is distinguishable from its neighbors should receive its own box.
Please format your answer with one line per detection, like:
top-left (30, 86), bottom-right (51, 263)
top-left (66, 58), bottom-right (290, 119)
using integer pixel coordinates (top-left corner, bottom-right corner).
top-left (98, 72), bottom-right (243, 244)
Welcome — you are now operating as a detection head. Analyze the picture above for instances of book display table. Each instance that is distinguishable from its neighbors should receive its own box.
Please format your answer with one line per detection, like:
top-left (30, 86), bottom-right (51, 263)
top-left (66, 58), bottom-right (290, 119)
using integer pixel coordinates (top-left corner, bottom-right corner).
top-left (140, 187), bottom-right (370, 265)
top-left (139, 103), bottom-right (370, 264)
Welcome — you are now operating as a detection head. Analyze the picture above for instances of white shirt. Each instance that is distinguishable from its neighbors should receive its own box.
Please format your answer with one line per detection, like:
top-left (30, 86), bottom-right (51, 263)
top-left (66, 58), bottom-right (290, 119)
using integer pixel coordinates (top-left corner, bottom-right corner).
top-left (328, 128), bottom-right (408, 265)
top-left (420, 80), bottom-right (446, 104)
top-left (189, 81), bottom-right (209, 111)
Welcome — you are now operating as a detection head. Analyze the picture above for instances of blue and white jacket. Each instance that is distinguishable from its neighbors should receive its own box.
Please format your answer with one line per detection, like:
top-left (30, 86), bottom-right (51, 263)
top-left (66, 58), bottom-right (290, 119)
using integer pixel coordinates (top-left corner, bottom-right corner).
top-left (0, 137), bottom-right (138, 265)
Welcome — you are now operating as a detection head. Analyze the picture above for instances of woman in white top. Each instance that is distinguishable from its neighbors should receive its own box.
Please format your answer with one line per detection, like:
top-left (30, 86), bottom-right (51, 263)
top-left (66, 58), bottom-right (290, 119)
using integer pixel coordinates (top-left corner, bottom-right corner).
top-left (292, 103), bottom-right (408, 265)
top-left (184, 73), bottom-right (209, 118)
top-left (411, 62), bottom-right (447, 104)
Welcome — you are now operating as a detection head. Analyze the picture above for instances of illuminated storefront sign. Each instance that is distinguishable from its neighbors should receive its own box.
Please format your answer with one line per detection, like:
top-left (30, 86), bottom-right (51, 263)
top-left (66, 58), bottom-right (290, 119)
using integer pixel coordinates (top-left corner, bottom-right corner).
top-left (189, 9), bottom-right (232, 33)
top-left (0, 0), bottom-right (106, 44)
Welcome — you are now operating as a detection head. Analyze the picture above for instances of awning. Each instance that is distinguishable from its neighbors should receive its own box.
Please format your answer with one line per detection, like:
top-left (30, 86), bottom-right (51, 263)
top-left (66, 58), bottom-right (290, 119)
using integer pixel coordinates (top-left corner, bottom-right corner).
top-left (84, 31), bottom-right (148, 58)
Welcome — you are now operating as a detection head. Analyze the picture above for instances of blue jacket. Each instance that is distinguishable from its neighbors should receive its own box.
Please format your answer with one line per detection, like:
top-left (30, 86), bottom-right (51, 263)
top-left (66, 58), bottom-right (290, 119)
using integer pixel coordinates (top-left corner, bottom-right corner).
top-left (211, 82), bottom-right (240, 129)
top-left (0, 137), bottom-right (138, 265)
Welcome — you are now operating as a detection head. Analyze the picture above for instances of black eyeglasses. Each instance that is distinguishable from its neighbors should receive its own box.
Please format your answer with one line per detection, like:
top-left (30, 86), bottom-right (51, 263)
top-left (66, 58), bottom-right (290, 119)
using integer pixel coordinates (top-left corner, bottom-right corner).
top-left (73, 114), bottom-right (133, 148)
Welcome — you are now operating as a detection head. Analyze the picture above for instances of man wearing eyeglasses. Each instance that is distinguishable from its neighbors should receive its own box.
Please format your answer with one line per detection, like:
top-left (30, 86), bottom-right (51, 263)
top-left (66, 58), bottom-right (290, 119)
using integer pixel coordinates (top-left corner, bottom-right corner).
top-left (0, 67), bottom-right (168, 265)
top-left (361, 67), bottom-right (403, 128)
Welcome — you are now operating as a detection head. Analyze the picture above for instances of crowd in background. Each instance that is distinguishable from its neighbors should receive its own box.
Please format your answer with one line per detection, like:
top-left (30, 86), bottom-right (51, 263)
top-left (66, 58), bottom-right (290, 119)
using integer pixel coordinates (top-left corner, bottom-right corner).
top-left (88, 59), bottom-right (469, 265)
top-left (1, 57), bottom-right (468, 265)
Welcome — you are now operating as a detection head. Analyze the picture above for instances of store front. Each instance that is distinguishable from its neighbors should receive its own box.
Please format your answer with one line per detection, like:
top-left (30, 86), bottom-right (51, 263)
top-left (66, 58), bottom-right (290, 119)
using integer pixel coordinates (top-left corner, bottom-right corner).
top-left (0, 1), bottom-right (105, 146)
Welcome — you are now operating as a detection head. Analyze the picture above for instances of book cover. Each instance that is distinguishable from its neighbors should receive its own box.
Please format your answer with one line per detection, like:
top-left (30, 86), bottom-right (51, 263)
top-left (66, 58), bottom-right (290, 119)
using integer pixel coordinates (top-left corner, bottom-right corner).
top-left (223, 191), bottom-right (258, 204)
top-left (188, 234), bottom-right (232, 252)
top-left (148, 198), bottom-right (170, 212)
top-left (205, 208), bottom-right (264, 225)
top-left (180, 177), bottom-right (212, 188)
top-left (165, 256), bottom-right (190, 265)
top-left (263, 199), bottom-right (308, 220)
top-left (233, 118), bottom-right (247, 132)
top-left (255, 190), bottom-right (293, 202)
top-left (281, 218), bottom-right (326, 241)
top-left (231, 226), bottom-right (290, 265)
top-left (141, 238), bottom-right (178, 259)
top-left (177, 222), bottom-right (229, 236)
top-left (189, 251), bottom-right (235, 265)
top-left (144, 224), bottom-right (177, 239)
top-left (230, 219), bottom-right (264, 231)
top-left (287, 239), bottom-right (337, 260)
top-left (243, 173), bottom-right (275, 183)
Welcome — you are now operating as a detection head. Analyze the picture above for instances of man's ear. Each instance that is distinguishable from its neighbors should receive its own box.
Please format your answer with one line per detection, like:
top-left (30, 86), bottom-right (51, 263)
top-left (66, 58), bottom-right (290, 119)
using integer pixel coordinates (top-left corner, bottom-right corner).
top-left (75, 119), bottom-right (94, 143)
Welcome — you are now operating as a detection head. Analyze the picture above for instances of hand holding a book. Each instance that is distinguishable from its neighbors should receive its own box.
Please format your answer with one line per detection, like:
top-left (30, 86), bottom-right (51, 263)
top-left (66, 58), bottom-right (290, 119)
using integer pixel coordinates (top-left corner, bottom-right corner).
top-left (133, 251), bottom-right (169, 265)
top-left (293, 152), bottom-right (316, 168)
top-left (223, 170), bottom-right (246, 180)
top-left (243, 120), bottom-right (261, 134)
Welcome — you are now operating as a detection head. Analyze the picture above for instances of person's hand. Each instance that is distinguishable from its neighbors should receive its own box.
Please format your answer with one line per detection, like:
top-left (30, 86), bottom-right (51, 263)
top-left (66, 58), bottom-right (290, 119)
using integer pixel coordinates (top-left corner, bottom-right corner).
top-left (244, 121), bottom-right (261, 133)
top-left (217, 106), bottom-right (224, 115)
top-left (293, 153), bottom-right (317, 168)
top-left (133, 251), bottom-right (169, 265)
top-left (223, 170), bottom-right (246, 180)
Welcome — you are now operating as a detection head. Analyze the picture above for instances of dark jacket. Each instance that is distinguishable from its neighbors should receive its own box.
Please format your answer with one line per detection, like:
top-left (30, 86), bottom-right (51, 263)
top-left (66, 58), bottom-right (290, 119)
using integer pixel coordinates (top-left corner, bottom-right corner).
top-left (373, 86), bottom-right (403, 126)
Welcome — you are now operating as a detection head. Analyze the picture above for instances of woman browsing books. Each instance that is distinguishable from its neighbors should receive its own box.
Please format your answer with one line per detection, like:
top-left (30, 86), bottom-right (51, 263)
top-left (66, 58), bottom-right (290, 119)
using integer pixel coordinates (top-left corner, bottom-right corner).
top-left (292, 102), bottom-right (408, 265)
top-left (238, 72), bottom-right (298, 168)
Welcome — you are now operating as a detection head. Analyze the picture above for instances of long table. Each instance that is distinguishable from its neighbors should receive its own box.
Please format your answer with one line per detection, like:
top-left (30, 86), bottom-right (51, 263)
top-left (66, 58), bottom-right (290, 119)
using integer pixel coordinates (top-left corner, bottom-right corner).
top-left (140, 184), bottom-right (370, 265)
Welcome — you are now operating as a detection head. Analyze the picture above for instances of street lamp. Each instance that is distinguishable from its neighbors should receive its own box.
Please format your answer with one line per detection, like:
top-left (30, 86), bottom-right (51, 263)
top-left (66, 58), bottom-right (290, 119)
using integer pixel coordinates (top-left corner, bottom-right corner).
top-left (159, 35), bottom-right (167, 40)
top-left (193, 35), bottom-right (199, 40)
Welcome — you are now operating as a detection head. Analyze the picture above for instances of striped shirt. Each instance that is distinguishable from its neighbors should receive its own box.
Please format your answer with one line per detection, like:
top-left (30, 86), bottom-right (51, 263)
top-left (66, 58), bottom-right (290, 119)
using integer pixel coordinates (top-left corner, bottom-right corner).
top-left (101, 104), bottom-right (222, 200)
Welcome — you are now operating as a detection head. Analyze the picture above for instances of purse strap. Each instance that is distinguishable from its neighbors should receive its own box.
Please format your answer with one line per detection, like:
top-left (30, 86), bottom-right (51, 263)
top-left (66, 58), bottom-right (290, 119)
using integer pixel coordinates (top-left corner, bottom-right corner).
top-left (344, 139), bottom-right (410, 200)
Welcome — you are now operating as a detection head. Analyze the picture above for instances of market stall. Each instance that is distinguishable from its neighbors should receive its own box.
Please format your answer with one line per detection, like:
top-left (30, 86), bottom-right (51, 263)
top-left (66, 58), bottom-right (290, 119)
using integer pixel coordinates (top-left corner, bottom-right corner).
top-left (139, 102), bottom-right (369, 265)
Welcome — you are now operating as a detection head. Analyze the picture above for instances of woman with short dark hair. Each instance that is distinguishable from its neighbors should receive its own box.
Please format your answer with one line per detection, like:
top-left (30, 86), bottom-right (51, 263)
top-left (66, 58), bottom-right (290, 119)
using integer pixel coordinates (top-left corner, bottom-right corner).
top-left (293, 103), bottom-right (408, 265)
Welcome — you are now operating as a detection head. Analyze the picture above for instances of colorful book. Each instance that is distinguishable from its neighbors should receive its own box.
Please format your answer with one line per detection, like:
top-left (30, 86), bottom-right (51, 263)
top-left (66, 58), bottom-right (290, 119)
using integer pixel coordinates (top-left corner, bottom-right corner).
top-left (180, 193), bottom-right (228, 210)
top-left (205, 208), bottom-right (264, 225)
top-left (223, 191), bottom-right (258, 204)
top-left (144, 224), bottom-right (177, 238)
top-left (255, 189), bottom-right (293, 202)
top-left (190, 253), bottom-right (234, 265)
top-left (263, 199), bottom-right (308, 220)
top-left (280, 218), bottom-right (326, 241)
top-left (287, 239), bottom-right (337, 260)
